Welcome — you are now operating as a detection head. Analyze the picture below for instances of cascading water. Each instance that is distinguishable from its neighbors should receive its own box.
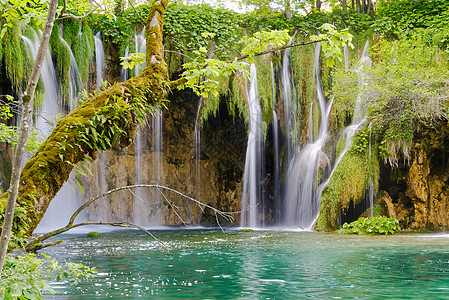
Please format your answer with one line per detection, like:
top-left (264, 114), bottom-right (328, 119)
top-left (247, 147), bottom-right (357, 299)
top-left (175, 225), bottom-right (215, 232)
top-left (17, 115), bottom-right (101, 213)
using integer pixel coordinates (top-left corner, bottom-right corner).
top-left (241, 63), bottom-right (264, 228)
top-left (318, 41), bottom-right (372, 191)
top-left (271, 61), bottom-right (281, 222)
top-left (281, 46), bottom-right (300, 163)
top-left (120, 46), bottom-right (130, 82)
top-left (59, 29), bottom-right (82, 109)
top-left (134, 27), bottom-right (146, 76)
top-left (94, 32), bottom-right (105, 88)
top-left (314, 40), bottom-right (373, 225)
top-left (20, 30), bottom-right (59, 138)
top-left (193, 97), bottom-right (203, 200)
top-left (283, 43), bottom-right (332, 230)
top-left (20, 29), bottom-right (81, 232)
top-left (130, 26), bottom-right (164, 227)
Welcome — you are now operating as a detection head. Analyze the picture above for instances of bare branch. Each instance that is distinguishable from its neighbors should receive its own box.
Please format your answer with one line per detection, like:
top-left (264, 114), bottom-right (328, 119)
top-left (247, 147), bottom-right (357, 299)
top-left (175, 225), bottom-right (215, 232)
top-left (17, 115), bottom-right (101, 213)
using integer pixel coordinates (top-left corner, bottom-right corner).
top-left (232, 38), bottom-right (326, 62)
top-left (128, 0), bottom-right (146, 25)
top-left (25, 184), bottom-right (238, 251)
top-left (27, 222), bottom-right (170, 252)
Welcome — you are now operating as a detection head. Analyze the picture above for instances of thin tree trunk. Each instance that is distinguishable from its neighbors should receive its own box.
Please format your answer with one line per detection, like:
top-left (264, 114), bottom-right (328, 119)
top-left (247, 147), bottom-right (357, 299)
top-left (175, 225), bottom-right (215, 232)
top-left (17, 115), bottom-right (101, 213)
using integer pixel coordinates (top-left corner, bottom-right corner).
top-left (341, 0), bottom-right (347, 11)
top-left (352, 0), bottom-right (355, 10)
top-left (356, 0), bottom-right (361, 13)
top-left (0, 0), bottom-right (59, 277)
top-left (367, 0), bottom-right (373, 14)
top-left (316, 0), bottom-right (322, 11)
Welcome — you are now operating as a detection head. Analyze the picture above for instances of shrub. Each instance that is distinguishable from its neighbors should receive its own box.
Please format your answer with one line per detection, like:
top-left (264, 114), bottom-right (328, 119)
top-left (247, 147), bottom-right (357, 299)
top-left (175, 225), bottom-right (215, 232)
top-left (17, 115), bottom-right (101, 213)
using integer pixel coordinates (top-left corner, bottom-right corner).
top-left (0, 253), bottom-right (97, 299)
top-left (339, 216), bottom-right (401, 235)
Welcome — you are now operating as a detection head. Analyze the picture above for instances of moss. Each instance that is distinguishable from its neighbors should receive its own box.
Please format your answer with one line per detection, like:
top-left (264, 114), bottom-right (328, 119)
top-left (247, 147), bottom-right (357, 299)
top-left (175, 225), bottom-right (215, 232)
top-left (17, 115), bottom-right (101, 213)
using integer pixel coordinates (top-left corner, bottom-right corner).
top-left (316, 141), bottom-right (380, 231)
top-left (200, 74), bottom-right (229, 124)
top-left (254, 55), bottom-right (273, 123)
top-left (2, 22), bottom-right (27, 90)
top-left (87, 231), bottom-right (102, 236)
top-left (50, 22), bottom-right (71, 102)
top-left (73, 24), bottom-right (95, 85)
top-left (289, 43), bottom-right (316, 144)
top-left (229, 72), bottom-right (248, 124)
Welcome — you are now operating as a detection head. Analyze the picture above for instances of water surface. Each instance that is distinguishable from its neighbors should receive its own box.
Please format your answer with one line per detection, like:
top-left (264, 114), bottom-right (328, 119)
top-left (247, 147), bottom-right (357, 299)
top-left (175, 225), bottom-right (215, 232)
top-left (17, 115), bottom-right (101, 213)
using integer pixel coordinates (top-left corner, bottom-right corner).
top-left (42, 229), bottom-right (449, 299)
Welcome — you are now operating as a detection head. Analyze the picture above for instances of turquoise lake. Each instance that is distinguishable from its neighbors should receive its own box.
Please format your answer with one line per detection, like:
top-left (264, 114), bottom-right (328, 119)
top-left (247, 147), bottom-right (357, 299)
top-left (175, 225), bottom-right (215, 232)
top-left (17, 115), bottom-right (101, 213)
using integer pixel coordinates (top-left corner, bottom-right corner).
top-left (41, 229), bottom-right (449, 299)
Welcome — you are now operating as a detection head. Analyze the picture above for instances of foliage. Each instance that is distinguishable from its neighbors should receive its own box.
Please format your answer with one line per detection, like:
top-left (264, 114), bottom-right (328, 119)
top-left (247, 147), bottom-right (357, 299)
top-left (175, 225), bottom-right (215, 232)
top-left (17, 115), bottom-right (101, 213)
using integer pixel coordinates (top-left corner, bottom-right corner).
top-left (179, 49), bottom-right (249, 99)
top-left (1, 22), bottom-right (28, 89)
top-left (0, 0), bottom-right (49, 38)
top-left (0, 253), bottom-right (97, 299)
top-left (0, 204), bottom-right (35, 249)
top-left (163, 4), bottom-right (241, 60)
top-left (339, 216), bottom-right (401, 235)
top-left (311, 24), bottom-right (353, 67)
top-left (316, 141), bottom-right (379, 231)
top-left (0, 97), bottom-right (42, 154)
top-left (120, 52), bottom-right (145, 69)
top-left (241, 29), bottom-right (291, 63)
top-left (374, 0), bottom-right (449, 40)
top-left (333, 37), bottom-right (449, 165)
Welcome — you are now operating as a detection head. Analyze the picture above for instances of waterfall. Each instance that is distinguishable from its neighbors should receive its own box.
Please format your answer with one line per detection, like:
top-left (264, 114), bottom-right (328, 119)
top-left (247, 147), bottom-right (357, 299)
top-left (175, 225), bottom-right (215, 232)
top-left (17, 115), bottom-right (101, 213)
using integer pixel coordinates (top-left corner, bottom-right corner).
top-left (21, 29), bottom-right (80, 233)
top-left (193, 97), bottom-right (203, 200)
top-left (314, 40), bottom-right (373, 225)
top-left (241, 63), bottom-right (264, 228)
top-left (20, 31), bottom-right (59, 138)
top-left (134, 26), bottom-right (146, 76)
top-left (271, 61), bottom-right (281, 223)
top-left (281, 46), bottom-right (299, 163)
top-left (283, 43), bottom-right (332, 230)
top-left (368, 122), bottom-right (374, 218)
top-left (59, 30), bottom-right (81, 110)
top-left (308, 102), bottom-right (314, 143)
top-left (94, 32), bottom-right (105, 88)
top-left (130, 26), bottom-right (165, 227)
top-left (120, 46), bottom-right (130, 82)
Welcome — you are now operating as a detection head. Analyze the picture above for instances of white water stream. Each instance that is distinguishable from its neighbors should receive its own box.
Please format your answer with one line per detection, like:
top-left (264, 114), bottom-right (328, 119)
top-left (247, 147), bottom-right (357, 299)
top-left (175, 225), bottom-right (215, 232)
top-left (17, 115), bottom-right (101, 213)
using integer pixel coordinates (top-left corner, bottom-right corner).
top-left (241, 63), bottom-right (264, 228)
top-left (21, 29), bottom-right (81, 233)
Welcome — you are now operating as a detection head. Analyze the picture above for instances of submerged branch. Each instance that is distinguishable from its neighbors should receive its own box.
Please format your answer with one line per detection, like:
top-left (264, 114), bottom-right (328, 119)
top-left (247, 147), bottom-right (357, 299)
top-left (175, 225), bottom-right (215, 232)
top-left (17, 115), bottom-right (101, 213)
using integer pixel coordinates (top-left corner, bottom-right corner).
top-left (27, 222), bottom-right (169, 252)
top-left (25, 184), bottom-right (237, 251)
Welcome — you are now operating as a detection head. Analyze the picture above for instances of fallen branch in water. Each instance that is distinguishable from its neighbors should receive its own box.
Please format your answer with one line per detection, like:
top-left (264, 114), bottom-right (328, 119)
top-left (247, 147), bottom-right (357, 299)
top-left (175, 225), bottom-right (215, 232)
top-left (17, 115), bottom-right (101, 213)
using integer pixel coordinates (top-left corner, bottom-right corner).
top-left (25, 184), bottom-right (238, 251)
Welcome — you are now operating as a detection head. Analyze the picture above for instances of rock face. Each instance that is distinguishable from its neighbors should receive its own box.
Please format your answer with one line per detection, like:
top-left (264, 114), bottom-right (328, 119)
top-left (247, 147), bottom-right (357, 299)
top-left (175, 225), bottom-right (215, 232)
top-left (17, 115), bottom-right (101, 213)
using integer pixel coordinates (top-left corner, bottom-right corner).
top-left (80, 89), bottom-right (247, 226)
top-left (406, 127), bottom-right (449, 229)
top-left (379, 125), bottom-right (449, 230)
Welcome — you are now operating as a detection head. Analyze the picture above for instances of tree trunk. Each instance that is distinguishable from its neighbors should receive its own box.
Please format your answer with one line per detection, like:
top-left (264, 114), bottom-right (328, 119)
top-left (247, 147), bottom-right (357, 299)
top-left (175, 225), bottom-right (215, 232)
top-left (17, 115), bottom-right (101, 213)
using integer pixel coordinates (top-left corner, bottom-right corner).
top-left (0, 0), bottom-right (170, 241)
top-left (366, 0), bottom-right (373, 14)
top-left (341, 0), bottom-right (347, 11)
top-left (284, 0), bottom-right (292, 20)
top-left (356, 0), bottom-right (361, 13)
top-left (316, 0), bottom-right (322, 11)
top-left (0, 0), bottom-right (59, 277)
top-left (352, 0), bottom-right (355, 10)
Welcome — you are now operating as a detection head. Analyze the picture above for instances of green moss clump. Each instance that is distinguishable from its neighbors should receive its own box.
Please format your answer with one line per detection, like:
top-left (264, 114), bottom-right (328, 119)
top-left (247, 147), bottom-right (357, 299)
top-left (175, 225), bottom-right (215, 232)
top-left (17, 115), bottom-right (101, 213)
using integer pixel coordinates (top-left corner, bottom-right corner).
top-left (87, 231), bottom-right (102, 237)
top-left (73, 24), bottom-right (95, 85)
top-left (50, 22), bottom-right (71, 102)
top-left (240, 228), bottom-right (253, 232)
top-left (316, 140), bottom-right (380, 231)
top-left (2, 22), bottom-right (27, 90)
top-left (254, 55), bottom-right (274, 127)
top-left (289, 44), bottom-right (316, 144)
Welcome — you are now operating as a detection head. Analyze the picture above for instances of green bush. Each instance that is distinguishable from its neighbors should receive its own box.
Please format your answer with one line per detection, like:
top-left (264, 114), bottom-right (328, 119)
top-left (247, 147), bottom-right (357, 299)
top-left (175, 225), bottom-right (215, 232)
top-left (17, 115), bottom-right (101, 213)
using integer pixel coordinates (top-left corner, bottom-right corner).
top-left (339, 216), bottom-right (401, 235)
top-left (0, 253), bottom-right (97, 300)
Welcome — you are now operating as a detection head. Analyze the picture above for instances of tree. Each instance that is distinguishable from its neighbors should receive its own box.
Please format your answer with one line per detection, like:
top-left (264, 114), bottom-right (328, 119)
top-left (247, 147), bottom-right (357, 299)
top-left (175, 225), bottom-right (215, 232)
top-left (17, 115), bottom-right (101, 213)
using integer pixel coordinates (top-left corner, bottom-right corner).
top-left (0, 0), bottom-right (59, 277)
